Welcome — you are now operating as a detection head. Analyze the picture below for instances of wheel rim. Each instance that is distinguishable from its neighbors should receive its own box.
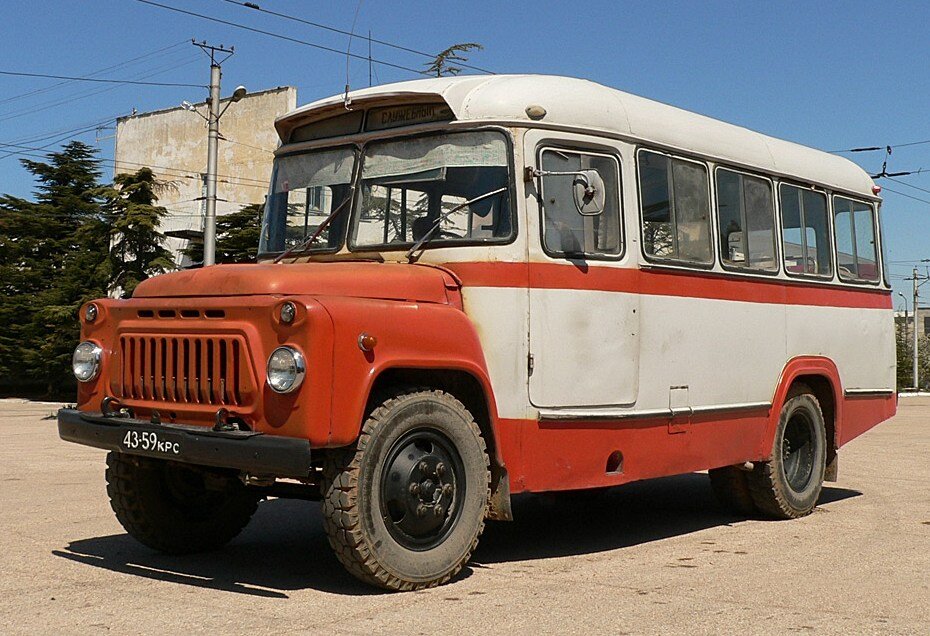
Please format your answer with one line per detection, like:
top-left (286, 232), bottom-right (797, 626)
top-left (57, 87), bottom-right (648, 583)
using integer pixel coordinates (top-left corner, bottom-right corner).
top-left (379, 427), bottom-right (466, 551)
top-left (782, 409), bottom-right (816, 493)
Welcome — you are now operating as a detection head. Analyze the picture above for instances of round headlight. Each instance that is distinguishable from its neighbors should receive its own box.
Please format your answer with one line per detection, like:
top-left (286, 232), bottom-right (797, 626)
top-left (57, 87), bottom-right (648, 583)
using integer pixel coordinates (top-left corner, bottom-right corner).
top-left (280, 301), bottom-right (296, 324)
top-left (266, 346), bottom-right (306, 393)
top-left (84, 303), bottom-right (98, 322)
top-left (72, 341), bottom-right (102, 382)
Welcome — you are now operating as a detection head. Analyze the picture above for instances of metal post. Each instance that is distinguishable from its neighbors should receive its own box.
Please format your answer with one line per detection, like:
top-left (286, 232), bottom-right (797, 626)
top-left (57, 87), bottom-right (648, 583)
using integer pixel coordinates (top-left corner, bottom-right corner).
top-left (914, 268), bottom-right (920, 389)
top-left (203, 62), bottom-right (221, 267)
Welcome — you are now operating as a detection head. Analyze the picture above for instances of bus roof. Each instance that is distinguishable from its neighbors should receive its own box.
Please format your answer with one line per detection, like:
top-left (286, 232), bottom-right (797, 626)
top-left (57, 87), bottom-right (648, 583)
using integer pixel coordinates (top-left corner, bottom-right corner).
top-left (278, 74), bottom-right (877, 198)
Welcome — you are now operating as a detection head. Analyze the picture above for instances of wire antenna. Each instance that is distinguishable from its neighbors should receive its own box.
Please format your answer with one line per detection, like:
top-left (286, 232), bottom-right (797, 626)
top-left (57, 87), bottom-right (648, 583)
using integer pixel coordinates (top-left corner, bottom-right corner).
top-left (343, 0), bottom-right (363, 109)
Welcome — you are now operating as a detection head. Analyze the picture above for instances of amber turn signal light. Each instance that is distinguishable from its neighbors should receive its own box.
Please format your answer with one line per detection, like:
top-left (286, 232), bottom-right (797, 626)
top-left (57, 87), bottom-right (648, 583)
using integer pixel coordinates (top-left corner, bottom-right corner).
top-left (358, 332), bottom-right (377, 352)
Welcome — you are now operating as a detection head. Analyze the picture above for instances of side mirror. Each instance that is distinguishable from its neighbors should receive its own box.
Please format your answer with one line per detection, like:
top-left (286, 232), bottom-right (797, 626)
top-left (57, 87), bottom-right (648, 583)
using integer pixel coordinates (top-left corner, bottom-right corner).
top-left (526, 166), bottom-right (606, 217)
top-left (573, 170), bottom-right (605, 216)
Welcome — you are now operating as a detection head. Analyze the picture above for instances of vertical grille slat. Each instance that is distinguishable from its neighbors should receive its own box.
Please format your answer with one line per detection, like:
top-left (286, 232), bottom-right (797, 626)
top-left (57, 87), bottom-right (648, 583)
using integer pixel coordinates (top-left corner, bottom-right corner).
top-left (153, 337), bottom-right (164, 401)
top-left (117, 333), bottom-right (251, 408)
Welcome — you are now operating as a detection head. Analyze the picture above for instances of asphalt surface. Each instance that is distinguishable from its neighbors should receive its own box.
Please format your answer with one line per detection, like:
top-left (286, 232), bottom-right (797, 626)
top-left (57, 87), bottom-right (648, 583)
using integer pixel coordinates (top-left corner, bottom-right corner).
top-left (0, 397), bottom-right (927, 635)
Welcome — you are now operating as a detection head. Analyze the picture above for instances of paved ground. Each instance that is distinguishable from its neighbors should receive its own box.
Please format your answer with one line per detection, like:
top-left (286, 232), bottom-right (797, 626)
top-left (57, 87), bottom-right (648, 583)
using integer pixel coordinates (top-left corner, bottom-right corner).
top-left (0, 398), bottom-right (927, 635)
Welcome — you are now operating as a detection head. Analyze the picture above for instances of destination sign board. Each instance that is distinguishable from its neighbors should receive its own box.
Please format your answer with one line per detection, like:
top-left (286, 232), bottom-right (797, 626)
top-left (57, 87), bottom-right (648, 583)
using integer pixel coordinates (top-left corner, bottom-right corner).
top-left (366, 103), bottom-right (454, 132)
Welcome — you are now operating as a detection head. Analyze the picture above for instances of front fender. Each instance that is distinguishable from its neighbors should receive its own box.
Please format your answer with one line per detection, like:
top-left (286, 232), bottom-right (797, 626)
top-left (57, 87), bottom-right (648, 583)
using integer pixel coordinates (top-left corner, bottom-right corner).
top-left (313, 296), bottom-right (499, 448)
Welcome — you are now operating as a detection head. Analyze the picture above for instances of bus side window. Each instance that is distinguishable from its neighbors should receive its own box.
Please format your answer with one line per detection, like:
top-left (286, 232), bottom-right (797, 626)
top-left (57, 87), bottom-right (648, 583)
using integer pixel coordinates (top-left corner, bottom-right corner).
top-left (539, 148), bottom-right (622, 257)
top-left (779, 184), bottom-right (832, 277)
top-left (716, 168), bottom-right (777, 272)
top-left (834, 196), bottom-right (879, 282)
top-left (638, 150), bottom-right (713, 264)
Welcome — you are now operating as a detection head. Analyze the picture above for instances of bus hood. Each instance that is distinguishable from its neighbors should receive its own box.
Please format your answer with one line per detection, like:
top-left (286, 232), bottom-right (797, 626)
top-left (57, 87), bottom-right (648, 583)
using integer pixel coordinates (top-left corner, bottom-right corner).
top-left (132, 262), bottom-right (460, 304)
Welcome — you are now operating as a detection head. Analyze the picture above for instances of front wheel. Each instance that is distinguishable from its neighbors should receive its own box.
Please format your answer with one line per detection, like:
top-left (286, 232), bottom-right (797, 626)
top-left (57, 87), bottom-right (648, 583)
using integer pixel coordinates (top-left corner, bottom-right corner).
top-left (321, 388), bottom-right (490, 591)
top-left (747, 386), bottom-right (827, 519)
top-left (106, 453), bottom-right (259, 554)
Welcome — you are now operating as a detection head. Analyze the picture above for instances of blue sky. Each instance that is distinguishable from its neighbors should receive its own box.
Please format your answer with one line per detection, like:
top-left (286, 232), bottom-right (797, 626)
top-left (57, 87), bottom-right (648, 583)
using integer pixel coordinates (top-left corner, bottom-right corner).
top-left (2, 0), bottom-right (930, 304)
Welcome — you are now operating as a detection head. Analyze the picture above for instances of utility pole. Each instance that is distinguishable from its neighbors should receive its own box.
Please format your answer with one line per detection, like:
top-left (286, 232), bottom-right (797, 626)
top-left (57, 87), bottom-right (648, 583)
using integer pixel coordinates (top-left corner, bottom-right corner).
top-left (899, 292), bottom-right (909, 350)
top-left (908, 265), bottom-right (930, 390)
top-left (191, 41), bottom-right (244, 266)
top-left (914, 268), bottom-right (920, 390)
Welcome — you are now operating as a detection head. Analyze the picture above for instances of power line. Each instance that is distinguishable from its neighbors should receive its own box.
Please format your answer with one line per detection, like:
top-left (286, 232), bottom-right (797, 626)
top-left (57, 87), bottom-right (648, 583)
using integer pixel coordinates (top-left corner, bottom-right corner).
top-left (109, 157), bottom-right (269, 188)
top-left (218, 0), bottom-right (495, 74)
top-left (0, 41), bottom-right (190, 106)
top-left (0, 69), bottom-right (203, 88)
top-left (0, 140), bottom-right (270, 189)
top-left (0, 54), bottom-right (201, 123)
top-left (134, 0), bottom-right (430, 77)
top-left (881, 185), bottom-right (930, 205)
top-left (829, 138), bottom-right (930, 154)
top-left (885, 176), bottom-right (930, 196)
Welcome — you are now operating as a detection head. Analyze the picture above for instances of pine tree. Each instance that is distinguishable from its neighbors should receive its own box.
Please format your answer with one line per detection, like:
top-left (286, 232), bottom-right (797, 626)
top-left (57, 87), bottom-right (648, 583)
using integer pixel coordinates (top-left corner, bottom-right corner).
top-left (102, 167), bottom-right (175, 297)
top-left (183, 203), bottom-right (263, 265)
top-left (0, 141), bottom-right (109, 396)
top-left (424, 43), bottom-right (483, 77)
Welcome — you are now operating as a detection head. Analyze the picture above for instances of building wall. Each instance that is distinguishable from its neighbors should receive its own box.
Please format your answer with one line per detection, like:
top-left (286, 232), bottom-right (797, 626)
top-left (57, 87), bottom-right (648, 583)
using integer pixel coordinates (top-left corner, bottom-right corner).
top-left (114, 86), bottom-right (297, 266)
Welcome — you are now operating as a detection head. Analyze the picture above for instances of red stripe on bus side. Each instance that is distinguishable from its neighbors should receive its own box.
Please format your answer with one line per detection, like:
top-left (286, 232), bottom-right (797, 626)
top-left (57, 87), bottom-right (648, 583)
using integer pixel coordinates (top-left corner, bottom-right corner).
top-left (444, 262), bottom-right (892, 309)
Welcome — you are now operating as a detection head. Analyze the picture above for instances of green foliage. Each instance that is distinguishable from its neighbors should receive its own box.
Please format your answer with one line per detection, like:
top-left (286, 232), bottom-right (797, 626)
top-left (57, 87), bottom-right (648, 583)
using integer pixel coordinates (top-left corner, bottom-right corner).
top-left (894, 321), bottom-right (930, 391)
top-left (0, 144), bottom-right (179, 397)
top-left (425, 43), bottom-right (483, 77)
top-left (100, 167), bottom-right (175, 297)
top-left (0, 141), bottom-right (110, 396)
top-left (183, 203), bottom-right (263, 265)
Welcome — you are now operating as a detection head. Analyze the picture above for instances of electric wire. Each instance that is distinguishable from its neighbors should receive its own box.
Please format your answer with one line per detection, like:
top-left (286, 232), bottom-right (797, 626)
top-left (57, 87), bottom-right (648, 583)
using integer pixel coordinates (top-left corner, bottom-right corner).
top-left (0, 41), bottom-right (191, 106)
top-left (133, 0), bottom-right (431, 77)
top-left (218, 0), bottom-right (494, 74)
top-left (0, 69), bottom-right (203, 88)
top-left (0, 52), bottom-right (201, 123)
top-left (0, 141), bottom-right (271, 189)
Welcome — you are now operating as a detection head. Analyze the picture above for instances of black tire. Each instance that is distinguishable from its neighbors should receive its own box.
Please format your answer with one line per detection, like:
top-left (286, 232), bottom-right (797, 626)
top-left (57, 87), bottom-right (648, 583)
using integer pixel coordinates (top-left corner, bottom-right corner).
top-left (708, 466), bottom-right (757, 516)
top-left (105, 452), bottom-right (259, 554)
top-left (747, 385), bottom-right (827, 519)
top-left (321, 388), bottom-right (490, 591)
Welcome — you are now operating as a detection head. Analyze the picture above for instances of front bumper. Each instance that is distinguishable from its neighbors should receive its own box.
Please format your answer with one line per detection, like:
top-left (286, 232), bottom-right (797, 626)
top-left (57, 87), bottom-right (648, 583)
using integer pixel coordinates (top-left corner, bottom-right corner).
top-left (57, 409), bottom-right (313, 478)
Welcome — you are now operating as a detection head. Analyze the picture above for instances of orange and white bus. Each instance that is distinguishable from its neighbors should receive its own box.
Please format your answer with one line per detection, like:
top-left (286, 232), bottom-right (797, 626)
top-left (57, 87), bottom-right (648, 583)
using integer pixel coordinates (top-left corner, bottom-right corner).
top-left (59, 75), bottom-right (896, 590)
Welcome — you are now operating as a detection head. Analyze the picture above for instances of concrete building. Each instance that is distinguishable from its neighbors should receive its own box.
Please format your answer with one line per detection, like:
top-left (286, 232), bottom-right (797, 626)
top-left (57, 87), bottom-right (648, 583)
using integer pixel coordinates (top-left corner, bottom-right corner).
top-left (895, 306), bottom-right (930, 339)
top-left (113, 86), bottom-right (297, 266)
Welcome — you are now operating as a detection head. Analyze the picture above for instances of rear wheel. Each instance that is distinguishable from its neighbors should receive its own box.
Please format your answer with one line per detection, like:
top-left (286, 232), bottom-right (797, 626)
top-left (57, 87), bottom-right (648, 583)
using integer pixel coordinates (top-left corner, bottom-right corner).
top-left (106, 453), bottom-right (259, 554)
top-left (747, 386), bottom-right (827, 519)
top-left (321, 388), bottom-right (490, 591)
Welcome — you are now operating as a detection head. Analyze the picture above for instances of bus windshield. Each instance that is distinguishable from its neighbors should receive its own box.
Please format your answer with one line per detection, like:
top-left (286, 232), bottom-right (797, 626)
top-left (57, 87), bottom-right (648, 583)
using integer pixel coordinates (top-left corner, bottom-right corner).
top-left (350, 130), bottom-right (512, 250)
top-left (258, 146), bottom-right (356, 256)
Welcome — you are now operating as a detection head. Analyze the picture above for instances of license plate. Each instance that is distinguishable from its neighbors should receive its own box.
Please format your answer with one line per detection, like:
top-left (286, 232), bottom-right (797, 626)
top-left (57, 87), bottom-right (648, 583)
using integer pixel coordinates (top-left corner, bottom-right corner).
top-left (122, 429), bottom-right (181, 456)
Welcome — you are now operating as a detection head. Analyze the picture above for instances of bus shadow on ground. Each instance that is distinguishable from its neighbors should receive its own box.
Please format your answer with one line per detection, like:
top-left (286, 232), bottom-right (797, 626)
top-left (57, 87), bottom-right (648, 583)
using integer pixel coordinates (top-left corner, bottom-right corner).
top-left (52, 473), bottom-right (860, 597)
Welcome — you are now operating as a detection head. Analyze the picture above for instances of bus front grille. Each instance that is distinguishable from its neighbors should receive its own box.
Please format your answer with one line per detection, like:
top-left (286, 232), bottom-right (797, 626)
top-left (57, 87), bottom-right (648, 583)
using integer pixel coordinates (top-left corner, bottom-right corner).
top-left (117, 335), bottom-right (252, 406)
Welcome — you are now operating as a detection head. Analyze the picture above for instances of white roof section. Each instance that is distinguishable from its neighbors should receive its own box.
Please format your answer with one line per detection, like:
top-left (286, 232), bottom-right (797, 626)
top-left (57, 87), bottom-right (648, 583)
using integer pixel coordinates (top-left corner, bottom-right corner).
top-left (279, 75), bottom-right (876, 197)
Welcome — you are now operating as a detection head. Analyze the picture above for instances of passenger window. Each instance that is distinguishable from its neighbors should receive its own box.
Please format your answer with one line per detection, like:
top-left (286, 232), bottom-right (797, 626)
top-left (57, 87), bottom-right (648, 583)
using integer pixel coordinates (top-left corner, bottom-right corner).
top-left (716, 168), bottom-right (777, 271)
top-left (539, 148), bottom-right (621, 257)
top-left (779, 184), bottom-right (832, 277)
top-left (834, 196), bottom-right (879, 282)
top-left (638, 150), bottom-right (712, 264)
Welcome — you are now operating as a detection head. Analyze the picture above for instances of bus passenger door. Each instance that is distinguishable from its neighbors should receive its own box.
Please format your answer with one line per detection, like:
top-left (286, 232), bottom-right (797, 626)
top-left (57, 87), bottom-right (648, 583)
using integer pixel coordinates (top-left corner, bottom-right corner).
top-left (525, 137), bottom-right (640, 408)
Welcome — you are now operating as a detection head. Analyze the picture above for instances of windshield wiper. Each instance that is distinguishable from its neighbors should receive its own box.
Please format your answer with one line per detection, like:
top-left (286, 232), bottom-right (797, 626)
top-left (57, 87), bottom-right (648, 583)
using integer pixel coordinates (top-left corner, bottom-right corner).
top-left (405, 186), bottom-right (508, 262)
top-left (273, 194), bottom-right (353, 264)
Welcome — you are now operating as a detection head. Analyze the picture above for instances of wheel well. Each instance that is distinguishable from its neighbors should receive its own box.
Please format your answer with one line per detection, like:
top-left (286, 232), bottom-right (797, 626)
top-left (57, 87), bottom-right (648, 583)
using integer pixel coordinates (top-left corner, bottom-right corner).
top-left (791, 374), bottom-right (837, 467)
top-left (366, 368), bottom-right (499, 468)
top-left (366, 367), bottom-right (512, 520)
